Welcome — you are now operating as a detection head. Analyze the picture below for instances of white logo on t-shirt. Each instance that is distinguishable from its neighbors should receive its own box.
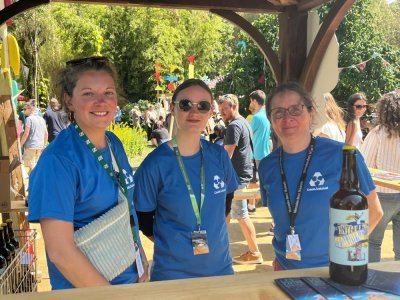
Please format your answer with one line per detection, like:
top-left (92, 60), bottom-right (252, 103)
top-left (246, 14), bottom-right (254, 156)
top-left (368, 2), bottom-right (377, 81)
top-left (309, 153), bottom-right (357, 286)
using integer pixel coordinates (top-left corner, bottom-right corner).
top-left (307, 171), bottom-right (328, 192)
top-left (123, 169), bottom-right (134, 189)
top-left (213, 175), bottom-right (226, 194)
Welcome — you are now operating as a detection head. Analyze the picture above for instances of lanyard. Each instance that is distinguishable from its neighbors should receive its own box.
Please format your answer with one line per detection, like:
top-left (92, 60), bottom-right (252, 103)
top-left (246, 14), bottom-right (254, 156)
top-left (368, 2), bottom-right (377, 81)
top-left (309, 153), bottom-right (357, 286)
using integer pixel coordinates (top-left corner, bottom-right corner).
top-left (172, 138), bottom-right (205, 229)
top-left (279, 135), bottom-right (315, 235)
top-left (73, 122), bottom-right (138, 242)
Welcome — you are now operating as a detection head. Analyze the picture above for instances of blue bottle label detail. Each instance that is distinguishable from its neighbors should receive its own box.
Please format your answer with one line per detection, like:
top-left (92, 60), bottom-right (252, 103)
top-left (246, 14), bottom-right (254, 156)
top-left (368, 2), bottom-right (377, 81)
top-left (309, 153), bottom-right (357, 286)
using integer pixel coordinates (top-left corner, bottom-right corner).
top-left (329, 208), bottom-right (368, 266)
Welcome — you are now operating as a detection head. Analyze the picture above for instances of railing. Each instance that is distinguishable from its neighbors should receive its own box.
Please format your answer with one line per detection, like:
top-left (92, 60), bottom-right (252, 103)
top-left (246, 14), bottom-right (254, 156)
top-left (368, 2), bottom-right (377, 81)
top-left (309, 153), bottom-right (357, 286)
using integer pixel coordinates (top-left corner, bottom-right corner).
top-left (0, 229), bottom-right (38, 295)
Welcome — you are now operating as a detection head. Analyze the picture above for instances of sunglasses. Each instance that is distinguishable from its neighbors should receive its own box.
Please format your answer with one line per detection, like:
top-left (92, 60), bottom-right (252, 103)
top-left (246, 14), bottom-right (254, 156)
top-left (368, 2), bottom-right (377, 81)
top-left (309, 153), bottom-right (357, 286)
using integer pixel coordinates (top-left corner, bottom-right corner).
top-left (174, 99), bottom-right (211, 113)
top-left (270, 104), bottom-right (306, 119)
top-left (66, 56), bottom-right (109, 67)
top-left (353, 105), bottom-right (367, 110)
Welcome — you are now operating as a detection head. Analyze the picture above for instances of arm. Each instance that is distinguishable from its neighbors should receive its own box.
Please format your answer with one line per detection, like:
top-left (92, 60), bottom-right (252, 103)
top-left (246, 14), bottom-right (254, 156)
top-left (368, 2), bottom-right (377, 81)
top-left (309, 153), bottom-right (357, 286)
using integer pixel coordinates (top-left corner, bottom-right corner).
top-left (224, 144), bottom-right (236, 159)
top-left (366, 190), bottom-right (383, 234)
top-left (44, 127), bottom-right (48, 147)
top-left (345, 121), bottom-right (356, 145)
top-left (138, 246), bottom-right (149, 283)
top-left (20, 126), bottom-right (30, 148)
top-left (40, 218), bottom-right (110, 288)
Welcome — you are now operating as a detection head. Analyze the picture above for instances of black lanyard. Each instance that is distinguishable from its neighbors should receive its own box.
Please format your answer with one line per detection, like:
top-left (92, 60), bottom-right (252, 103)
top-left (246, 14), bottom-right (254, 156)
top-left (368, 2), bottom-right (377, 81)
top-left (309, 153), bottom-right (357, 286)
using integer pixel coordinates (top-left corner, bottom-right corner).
top-left (279, 135), bottom-right (315, 234)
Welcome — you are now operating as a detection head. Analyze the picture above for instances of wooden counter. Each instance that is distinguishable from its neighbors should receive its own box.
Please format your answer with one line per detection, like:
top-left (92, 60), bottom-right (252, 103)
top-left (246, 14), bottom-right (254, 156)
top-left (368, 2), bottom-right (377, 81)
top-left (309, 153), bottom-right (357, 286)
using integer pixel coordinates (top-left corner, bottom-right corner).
top-left (4, 261), bottom-right (399, 299)
top-left (369, 168), bottom-right (400, 191)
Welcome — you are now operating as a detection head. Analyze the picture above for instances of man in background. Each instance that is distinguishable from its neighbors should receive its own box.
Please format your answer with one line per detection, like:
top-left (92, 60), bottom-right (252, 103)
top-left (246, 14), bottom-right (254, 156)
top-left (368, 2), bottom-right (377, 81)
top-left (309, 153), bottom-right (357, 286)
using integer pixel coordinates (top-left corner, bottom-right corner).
top-left (218, 94), bottom-right (263, 265)
top-left (21, 102), bottom-right (47, 174)
top-left (247, 90), bottom-right (271, 214)
top-left (43, 98), bottom-right (69, 143)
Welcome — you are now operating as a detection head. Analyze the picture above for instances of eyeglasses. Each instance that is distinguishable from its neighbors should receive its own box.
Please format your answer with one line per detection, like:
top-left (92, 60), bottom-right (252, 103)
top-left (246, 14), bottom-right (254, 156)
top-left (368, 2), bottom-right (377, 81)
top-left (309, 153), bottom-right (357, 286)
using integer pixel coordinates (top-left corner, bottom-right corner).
top-left (174, 99), bottom-right (211, 113)
top-left (66, 56), bottom-right (109, 67)
top-left (270, 104), bottom-right (306, 119)
top-left (353, 105), bottom-right (367, 110)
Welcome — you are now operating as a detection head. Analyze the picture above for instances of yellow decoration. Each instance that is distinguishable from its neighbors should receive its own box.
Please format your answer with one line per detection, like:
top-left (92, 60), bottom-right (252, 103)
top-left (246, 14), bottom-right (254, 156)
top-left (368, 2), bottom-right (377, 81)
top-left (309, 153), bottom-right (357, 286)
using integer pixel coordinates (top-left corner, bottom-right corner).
top-left (188, 63), bottom-right (194, 79)
top-left (0, 34), bottom-right (21, 76)
top-left (169, 65), bottom-right (179, 73)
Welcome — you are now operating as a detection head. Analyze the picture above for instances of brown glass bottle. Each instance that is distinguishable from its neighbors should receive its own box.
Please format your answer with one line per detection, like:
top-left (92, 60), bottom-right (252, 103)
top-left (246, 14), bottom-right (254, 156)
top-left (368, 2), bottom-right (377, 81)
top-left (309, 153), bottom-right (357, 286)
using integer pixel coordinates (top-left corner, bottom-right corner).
top-left (329, 145), bottom-right (368, 285)
top-left (1, 223), bottom-right (16, 259)
top-left (0, 227), bottom-right (11, 266)
top-left (5, 219), bottom-right (19, 249)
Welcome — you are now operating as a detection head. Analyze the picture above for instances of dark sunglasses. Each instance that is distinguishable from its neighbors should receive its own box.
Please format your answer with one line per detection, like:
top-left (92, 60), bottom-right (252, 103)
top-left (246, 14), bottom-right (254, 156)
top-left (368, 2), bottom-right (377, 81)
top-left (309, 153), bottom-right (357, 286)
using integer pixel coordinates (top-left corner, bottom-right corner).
top-left (175, 99), bottom-right (211, 113)
top-left (353, 105), bottom-right (367, 110)
top-left (66, 56), bottom-right (109, 67)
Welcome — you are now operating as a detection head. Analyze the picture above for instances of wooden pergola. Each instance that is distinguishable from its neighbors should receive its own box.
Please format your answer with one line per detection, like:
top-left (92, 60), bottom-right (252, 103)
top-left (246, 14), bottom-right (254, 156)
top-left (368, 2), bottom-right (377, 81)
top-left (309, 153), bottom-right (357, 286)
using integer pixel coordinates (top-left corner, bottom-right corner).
top-left (0, 0), bottom-right (355, 91)
top-left (0, 0), bottom-right (355, 212)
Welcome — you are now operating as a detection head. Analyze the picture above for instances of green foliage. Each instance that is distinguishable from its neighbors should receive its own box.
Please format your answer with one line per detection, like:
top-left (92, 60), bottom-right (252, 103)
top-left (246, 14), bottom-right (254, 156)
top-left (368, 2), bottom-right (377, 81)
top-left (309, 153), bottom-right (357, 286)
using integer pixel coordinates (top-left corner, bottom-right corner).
top-left (37, 78), bottom-right (50, 109)
top-left (108, 123), bottom-right (148, 158)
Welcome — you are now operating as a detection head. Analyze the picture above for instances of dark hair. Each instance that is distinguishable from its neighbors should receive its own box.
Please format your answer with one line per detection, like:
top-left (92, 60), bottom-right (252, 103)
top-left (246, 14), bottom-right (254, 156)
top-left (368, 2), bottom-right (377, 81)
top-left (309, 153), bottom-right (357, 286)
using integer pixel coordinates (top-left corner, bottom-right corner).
top-left (266, 82), bottom-right (314, 117)
top-left (213, 124), bottom-right (226, 139)
top-left (376, 89), bottom-right (400, 138)
top-left (55, 56), bottom-right (119, 117)
top-left (344, 92), bottom-right (367, 123)
top-left (172, 79), bottom-right (213, 103)
top-left (249, 90), bottom-right (266, 106)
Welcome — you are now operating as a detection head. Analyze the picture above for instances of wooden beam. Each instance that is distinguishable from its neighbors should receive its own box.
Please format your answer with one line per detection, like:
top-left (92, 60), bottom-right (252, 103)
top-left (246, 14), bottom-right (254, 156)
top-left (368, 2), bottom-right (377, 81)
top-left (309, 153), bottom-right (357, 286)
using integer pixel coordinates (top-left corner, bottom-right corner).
top-left (300, 0), bottom-right (355, 91)
top-left (0, 0), bottom-right (50, 26)
top-left (211, 9), bottom-right (281, 83)
top-left (297, 0), bottom-right (330, 11)
top-left (279, 6), bottom-right (308, 82)
top-left (51, 0), bottom-right (281, 13)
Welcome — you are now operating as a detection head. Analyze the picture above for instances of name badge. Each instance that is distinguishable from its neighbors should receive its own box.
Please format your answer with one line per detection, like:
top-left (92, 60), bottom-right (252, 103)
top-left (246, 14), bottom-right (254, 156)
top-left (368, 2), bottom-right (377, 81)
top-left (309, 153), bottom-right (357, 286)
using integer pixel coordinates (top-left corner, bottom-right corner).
top-left (286, 234), bottom-right (301, 261)
top-left (192, 230), bottom-right (210, 255)
top-left (135, 244), bottom-right (145, 277)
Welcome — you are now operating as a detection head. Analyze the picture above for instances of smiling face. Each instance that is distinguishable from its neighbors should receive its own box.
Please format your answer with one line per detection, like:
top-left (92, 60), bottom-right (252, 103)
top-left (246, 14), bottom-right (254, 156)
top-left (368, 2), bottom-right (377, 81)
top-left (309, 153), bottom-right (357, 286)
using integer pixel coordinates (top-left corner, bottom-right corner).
top-left (270, 90), bottom-right (313, 144)
top-left (171, 84), bottom-right (212, 135)
top-left (65, 70), bottom-right (117, 134)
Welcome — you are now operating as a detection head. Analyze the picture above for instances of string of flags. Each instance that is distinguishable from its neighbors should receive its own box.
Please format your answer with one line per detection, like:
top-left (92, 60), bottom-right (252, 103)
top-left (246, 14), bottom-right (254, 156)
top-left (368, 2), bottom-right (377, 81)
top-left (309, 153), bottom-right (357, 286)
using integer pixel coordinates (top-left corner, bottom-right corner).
top-left (338, 52), bottom-right (392, 73)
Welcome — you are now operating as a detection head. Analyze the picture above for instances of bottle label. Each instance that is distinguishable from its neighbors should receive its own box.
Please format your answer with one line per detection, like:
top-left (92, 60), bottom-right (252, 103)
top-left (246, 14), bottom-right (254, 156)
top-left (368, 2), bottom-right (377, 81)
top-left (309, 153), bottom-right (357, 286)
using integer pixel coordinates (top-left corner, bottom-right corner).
top-left (329, 208), bottom-right (368, 266)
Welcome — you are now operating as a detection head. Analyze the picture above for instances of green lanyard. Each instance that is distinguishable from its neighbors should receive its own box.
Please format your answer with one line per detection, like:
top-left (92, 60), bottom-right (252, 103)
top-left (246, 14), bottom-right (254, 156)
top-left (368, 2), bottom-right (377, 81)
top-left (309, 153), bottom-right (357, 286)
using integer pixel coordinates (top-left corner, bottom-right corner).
top-left (73, 122), bottom-right (138, 243)
top-left (172, 138), bottom-right (205, 229)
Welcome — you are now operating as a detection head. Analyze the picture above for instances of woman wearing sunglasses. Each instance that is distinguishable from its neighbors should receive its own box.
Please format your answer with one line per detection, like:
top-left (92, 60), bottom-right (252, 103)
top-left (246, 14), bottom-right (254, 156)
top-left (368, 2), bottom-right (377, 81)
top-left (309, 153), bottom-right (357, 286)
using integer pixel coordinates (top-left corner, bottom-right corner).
top-left (28, 57), bottom-right (148, 289)
top-left (134, 79), bottom-right (239, 281)
top-left (345, 92), bottom-right (368, 148)
top-left (258, 82), bottom-right (382, 271)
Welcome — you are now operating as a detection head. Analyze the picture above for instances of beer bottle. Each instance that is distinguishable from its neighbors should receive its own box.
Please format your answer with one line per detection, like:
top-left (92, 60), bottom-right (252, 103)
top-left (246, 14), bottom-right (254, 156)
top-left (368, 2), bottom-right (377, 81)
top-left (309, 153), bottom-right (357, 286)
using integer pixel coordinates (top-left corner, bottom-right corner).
top-left (0, 227), bottom-right (11, 266)
top-left (1, 223), bottom-right (16, 259)
top-left (5, 219), bottom-right (19, 249)
top-left (329, 145), bottom-right (368, 285)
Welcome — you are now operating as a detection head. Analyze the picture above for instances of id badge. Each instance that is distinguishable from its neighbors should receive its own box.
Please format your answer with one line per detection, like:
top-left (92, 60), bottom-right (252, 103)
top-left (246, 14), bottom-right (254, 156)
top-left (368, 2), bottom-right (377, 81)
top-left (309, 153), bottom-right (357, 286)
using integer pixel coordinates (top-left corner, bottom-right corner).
top-left (192, 230), bottom-right (210, 255)
top-left (285, 234), bottom-right (301, 261)
top-left (135, 244), bottom-right (145, 277)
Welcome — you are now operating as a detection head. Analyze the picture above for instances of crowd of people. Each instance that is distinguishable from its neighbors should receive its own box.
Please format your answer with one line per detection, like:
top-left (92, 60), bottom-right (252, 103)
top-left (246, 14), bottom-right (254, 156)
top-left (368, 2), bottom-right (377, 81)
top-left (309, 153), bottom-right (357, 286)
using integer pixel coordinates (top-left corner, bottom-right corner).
top-left (21, 56), bottom-right (398, 290)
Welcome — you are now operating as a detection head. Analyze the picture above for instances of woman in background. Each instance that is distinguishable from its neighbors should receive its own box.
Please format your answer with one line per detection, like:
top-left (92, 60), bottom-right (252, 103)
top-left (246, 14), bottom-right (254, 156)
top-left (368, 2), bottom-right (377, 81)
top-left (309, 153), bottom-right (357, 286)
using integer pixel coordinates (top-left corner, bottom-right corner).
top-left (318, 92), bottom-right (346, 142)
top-left (361, 89), bottom-right (400, 262)
top-left (345, 92), bottom-right (368, 147)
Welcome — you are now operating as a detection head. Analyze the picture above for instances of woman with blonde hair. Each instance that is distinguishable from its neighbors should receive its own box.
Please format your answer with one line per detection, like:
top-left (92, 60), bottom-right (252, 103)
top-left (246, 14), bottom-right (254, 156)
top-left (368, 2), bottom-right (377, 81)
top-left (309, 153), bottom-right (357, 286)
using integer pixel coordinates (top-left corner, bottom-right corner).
top-left (318, 92), bottom-right (346, 142)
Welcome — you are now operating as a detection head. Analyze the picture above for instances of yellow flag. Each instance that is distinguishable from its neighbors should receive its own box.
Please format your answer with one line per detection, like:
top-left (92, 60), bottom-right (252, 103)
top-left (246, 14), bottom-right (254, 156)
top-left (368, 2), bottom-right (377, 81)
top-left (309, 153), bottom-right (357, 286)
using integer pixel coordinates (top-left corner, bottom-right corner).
top-left (188, 63), bottom-right (194, 79)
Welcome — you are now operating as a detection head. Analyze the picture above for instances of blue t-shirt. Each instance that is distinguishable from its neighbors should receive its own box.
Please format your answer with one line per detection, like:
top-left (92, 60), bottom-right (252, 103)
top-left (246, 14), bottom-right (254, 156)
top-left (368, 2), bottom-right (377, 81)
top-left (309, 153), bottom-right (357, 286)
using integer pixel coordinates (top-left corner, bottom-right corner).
top-left (134, 140), bottom-right (239, 281)
top-left (28, 125), bottom-right (140, 289)
top-left (250, 108), bottom-right (271, 161)
top-left (258, 137), bottom-right (375, 270)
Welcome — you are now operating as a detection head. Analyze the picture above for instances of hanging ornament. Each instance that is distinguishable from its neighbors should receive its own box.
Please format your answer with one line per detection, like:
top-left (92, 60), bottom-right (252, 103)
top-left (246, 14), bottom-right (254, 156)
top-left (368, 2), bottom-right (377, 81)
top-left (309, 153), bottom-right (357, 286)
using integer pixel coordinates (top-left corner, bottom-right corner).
top-left (154, 63), bottom-right (161, 83)
top-left (356, 62), bottom-right (366, 71)
top-left (257, 73), bottom-right (265, 84)
top-left (187, 55), bottom-right (195, 64)
top-left (167, 82), bottom-right (175, 92)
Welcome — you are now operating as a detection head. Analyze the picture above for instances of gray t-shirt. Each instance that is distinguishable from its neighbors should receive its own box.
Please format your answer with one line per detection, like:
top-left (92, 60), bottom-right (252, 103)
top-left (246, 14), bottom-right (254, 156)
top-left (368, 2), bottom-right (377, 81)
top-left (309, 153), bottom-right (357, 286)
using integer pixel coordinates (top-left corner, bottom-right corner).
top-left (224, 116), bottom-right (253, 184)
top-left (24, 115), bottom-right (46, 149)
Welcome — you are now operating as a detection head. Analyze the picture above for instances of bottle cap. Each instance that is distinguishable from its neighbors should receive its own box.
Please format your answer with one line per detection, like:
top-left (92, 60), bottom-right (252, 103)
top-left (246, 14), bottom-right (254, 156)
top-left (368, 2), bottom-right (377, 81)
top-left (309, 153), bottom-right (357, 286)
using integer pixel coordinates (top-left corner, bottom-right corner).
top-left (343, 145), bottom-right (356, 150)
top-left (1, 223), bottom-right (6, 227)
top-left (5, 219), bottom-right (12, 223)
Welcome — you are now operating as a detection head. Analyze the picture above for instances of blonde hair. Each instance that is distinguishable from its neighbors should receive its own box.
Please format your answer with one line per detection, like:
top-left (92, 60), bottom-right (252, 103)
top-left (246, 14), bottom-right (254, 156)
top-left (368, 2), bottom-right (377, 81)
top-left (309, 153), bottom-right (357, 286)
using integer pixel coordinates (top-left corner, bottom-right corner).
top-left (323, 93), bottom-right (345, 130)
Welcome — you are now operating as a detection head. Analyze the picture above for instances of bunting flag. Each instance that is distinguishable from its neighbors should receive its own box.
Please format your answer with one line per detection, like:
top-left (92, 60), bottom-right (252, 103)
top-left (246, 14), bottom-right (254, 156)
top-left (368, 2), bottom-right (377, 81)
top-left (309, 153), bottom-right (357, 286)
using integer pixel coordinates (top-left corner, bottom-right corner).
top-left (187, 55), bottom-right (195, 79)
top-left (338, 52), bottom-right (393, 73)
top-left (208, 75), bottom-right (225, 89)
